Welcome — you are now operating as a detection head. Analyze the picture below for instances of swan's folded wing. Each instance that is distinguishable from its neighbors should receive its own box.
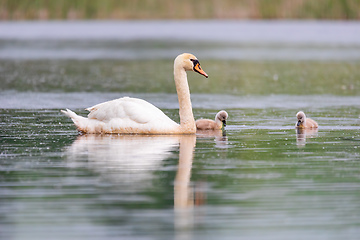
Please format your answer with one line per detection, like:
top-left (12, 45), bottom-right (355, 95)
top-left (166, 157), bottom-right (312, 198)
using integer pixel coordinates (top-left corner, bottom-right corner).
top-left (123, 98), bottom-right (172, 124)
top-left (86, 98), bottom-right (127, 121)
top-left (86, 97), bottom-right (175, 125)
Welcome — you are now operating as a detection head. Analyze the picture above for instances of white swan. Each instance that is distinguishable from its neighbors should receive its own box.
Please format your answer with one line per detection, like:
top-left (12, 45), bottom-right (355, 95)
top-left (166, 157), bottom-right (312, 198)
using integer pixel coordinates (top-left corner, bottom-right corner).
top-left (61, 53), bottom-right (208, 134)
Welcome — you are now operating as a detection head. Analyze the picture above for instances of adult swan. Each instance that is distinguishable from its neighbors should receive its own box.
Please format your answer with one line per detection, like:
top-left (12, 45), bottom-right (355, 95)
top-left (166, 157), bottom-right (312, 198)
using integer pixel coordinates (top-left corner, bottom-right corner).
top-left (61, 53), bottom-right (208, 134)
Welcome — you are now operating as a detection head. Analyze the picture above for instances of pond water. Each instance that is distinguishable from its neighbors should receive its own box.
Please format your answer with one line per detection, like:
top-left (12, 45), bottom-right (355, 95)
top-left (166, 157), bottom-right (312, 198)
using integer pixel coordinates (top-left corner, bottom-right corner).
top-left (1, 21), bottom-right (360, 240)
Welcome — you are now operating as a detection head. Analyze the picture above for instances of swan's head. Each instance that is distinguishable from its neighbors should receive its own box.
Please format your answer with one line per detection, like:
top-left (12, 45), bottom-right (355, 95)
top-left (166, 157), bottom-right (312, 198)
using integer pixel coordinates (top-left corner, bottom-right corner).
top-left (296, 111), bottom-right (306, 127)
top-left (216, 110), bottom-right (228, 127)
top-left (175, 53), bottom-right (208, 78)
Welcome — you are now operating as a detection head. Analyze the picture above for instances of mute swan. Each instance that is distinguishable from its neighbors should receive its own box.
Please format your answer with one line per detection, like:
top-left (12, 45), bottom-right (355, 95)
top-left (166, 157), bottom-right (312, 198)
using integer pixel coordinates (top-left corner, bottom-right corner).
top-left (195, 110), bottom-right (228, 130)
top-left (295, 111), bottom-right (318, 129)
top-left (61, 53), bottom-right (208, 134)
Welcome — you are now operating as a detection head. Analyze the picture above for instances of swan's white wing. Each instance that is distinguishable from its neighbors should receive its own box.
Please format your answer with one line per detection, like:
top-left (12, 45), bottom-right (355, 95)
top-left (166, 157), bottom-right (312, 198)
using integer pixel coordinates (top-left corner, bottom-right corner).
top-left (86, 97), bottom-right (176, 125)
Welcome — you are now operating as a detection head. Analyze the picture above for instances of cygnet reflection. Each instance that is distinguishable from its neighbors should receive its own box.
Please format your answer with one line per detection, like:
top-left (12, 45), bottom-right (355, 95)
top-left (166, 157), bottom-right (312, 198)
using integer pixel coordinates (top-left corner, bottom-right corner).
top-left (296, 128), bottom-right (319, 147)
top-left (196, 129), bottom-right (228, 148)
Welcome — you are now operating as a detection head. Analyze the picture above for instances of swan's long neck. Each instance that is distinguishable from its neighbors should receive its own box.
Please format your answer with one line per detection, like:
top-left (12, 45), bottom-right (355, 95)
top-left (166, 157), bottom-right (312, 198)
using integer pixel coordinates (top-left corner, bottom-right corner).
top-left (174, 65), bottom-right (196, 133)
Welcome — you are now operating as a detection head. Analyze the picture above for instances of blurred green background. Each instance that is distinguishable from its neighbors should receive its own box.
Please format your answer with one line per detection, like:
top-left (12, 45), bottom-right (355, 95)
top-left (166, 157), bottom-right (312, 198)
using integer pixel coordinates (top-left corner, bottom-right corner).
top-left (1, 59), bottom-right (359, 95)
top-left (1, 1), bottom-right (359, 96)
top-left (1, 0), bottom-right (359, 20)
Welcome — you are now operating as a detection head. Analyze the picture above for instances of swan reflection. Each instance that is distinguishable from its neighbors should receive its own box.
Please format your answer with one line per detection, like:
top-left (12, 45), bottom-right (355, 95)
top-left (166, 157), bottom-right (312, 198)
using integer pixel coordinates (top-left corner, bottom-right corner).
top-left (66, 134), bottom-right (180, 189)
top-left (66, 134), bottom-right (200, 206)
top-left (65, 134), bottom-right (201, 233)
top-left (174, 136), bottom-right (196, 209)
top-left (173, 135), bottom-right (199, 236)
top-left (296, 128), bottom-right (318, 147)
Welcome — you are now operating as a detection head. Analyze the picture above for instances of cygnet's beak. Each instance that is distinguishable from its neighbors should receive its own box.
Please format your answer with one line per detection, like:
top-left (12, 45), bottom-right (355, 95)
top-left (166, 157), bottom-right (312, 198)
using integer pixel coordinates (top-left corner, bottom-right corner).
top-left (193, 61), bottom-right (208, 78)
top-left (222, 120), bottom-right (227, 127)
top-left (297, 120), bottom-right (301, 126)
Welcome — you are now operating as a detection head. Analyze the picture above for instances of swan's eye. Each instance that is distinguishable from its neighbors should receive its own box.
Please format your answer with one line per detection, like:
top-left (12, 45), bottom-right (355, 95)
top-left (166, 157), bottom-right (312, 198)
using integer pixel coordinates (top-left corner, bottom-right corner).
top-left (190, 59), bottom-right (201, 69)
top-left (190, 59), bottom-right (199, 65)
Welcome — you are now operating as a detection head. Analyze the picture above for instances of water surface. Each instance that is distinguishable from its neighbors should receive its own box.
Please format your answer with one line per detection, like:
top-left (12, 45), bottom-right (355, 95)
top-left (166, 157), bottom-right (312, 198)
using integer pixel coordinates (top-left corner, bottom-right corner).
top-left (1, 106), bottom-right (360, 240)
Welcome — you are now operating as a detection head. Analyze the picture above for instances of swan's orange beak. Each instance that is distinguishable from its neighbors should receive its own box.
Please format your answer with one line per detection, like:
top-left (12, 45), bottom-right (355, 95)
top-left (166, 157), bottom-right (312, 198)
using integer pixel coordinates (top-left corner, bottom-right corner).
top-left (193, 61), bottom-right (208, 78)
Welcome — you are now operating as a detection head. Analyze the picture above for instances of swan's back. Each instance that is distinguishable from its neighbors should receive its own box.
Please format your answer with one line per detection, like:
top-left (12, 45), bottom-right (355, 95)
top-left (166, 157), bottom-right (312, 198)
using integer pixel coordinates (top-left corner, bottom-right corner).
top-left (87, 97), bottom-right (166, 123)
top-left (63, 97), bottom-right (180, 134)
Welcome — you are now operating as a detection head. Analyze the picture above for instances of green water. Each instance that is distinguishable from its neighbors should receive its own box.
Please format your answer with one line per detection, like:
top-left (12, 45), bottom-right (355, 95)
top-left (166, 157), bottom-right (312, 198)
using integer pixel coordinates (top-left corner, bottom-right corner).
top-left (1, 106), bottom-right (360, 239)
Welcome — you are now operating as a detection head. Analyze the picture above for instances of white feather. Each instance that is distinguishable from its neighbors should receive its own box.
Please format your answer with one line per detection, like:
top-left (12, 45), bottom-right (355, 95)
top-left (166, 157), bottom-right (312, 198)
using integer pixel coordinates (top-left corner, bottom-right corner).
top-left (62, 97), bottom-right (179, 134)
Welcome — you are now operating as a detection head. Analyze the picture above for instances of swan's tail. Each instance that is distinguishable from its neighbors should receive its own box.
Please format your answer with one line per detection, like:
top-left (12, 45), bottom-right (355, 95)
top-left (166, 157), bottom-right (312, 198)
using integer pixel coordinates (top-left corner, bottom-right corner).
top-left (61, 108), bottom-right (78, 120)
top-left (61, 109), bottom-right (91, 133)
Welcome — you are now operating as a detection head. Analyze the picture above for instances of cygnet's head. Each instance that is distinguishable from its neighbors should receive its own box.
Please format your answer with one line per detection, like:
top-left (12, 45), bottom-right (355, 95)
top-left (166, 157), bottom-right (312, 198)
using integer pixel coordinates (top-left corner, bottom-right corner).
top-left (216, 110), bottom-right (229, 127)
top-left (296, 111), bottom-right (306, 126)
top-left (174, 53), bottom-right (208, 78)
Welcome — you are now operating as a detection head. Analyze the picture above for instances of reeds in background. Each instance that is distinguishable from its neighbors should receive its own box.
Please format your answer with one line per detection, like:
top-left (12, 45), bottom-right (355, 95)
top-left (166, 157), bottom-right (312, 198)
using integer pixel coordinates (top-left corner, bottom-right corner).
top-left (0, 0), bottom-right (359, 20)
